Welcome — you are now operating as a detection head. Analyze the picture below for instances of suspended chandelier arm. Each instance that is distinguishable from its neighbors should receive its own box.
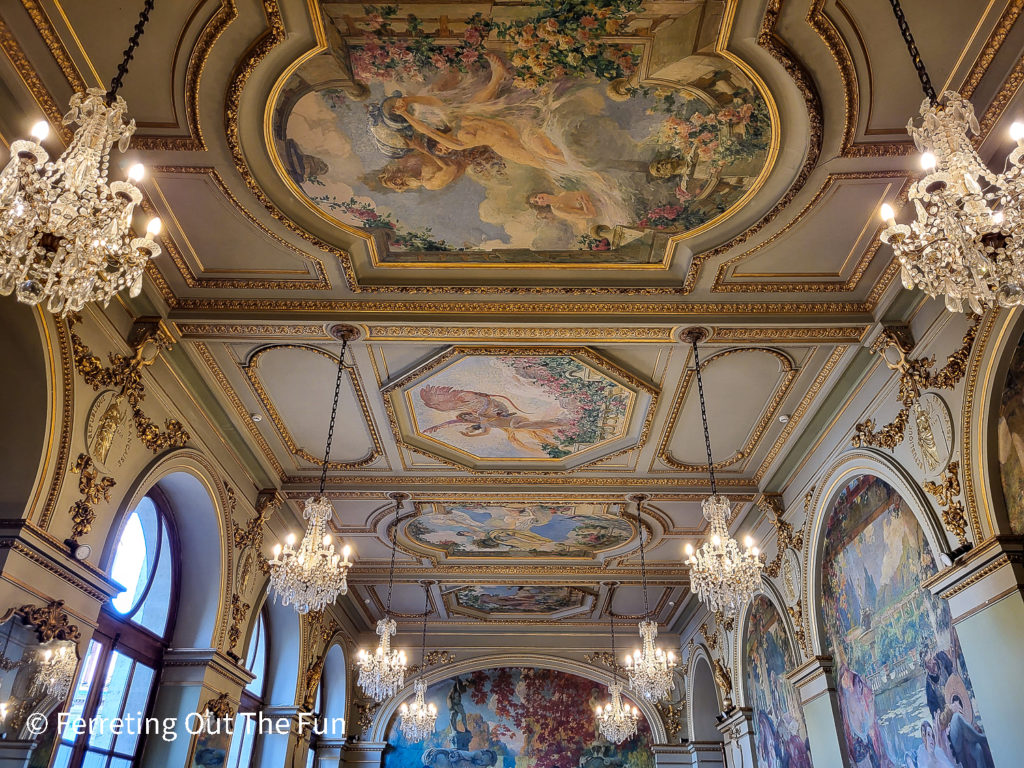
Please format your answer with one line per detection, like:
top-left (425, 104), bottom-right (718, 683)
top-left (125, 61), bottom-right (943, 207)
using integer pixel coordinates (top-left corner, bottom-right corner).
top-left (887, 0), bottom-right (937, 104)
top-left (106, 0), bottom-right (156, 103)
top-left (318, 338), bottom-right (349, 495)
top-left (691, 338), bottom-right (717, 496)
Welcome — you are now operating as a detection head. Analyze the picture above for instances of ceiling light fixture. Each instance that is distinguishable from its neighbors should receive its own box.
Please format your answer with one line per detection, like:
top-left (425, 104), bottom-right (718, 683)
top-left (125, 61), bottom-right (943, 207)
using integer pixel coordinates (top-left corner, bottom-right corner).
top-left (878, 0), bottom-right (1024, 313)
top-left (623, 494), bottom-right (676, 702)
top-left (0, 0), bottom-right (162, 316)
top-left (399, 582), bottom-right (438, 741)
top-left (682, 330), bottom-right (763, 616)
top-left (596, 610), bottom-right (639, 743)
top-left (357, 492), bottom-right (409, 702)
top-left (268, 332), bottom-right (355, 614)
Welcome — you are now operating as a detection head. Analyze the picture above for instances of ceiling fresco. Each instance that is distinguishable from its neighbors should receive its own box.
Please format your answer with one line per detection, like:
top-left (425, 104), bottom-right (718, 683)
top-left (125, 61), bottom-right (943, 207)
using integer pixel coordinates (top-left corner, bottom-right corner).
top-left (451, 585), bottom-right (587, 616)
top-left (270, 0), bottom-right (775, 266)
top-left (383, 347), bottom-right (656, 470)
top-left (405, 501), bottom-right (635, 560)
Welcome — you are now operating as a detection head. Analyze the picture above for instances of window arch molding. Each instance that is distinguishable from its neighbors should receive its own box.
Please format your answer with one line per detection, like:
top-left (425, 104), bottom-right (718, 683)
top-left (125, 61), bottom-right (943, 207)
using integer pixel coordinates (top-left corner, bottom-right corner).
top-left (801, 449), bottom-right (949, 658)
top-left (103, 450), bottom-right (229, 650)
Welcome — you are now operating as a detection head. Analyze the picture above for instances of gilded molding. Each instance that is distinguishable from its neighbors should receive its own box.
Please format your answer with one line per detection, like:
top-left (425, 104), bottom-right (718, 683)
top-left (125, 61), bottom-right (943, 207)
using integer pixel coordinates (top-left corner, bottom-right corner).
top-left (176, 323), bottom-right (333, 340)
top-left (9, 599), bottom-right (81, 643)
top-left (654, 699), bottom-right (685, 738)
top-left (712, 173), bottom-right (913, 293)
top-left (39, 317), bottom-right (74, 530)
top-left (0, 13), bottom-right (72, 143)
top-left (788, 599), bottom-right (808, 656)
top-left (759, 494), bottom-right (805, 579)
top-left (936, 552), bottom-right (1021, 600)
top-left (69, 316), bottom-right (190, 453)
top-left (365, 326), bottom-right (676, 343)
top-left (189, 342), bottom-right (285, 478)
top-left (285, 474), bottom-right (757, 488)
top-left (203, 692), bottom-right (236, 719)
top-left (227, 593), bottom-right (250, 654)
top-left (658, 348), bottom-right (795, 473)
top-left (923, 460), bottom-right (970, 547)
top-left (708, 326), bottom-right (866, 344)
top-left (960, 0), bottom-right (1024, 99)
top-left (19, 0), bottom-right (86, 91)
top-left (68, 453), bottom-right (115, 539)
top-left (242, 344), bottom-right (383, 470)
top-left (852, 317), bottom-right (979, 450)
top-left (960, 311), bottom-right (999, 541)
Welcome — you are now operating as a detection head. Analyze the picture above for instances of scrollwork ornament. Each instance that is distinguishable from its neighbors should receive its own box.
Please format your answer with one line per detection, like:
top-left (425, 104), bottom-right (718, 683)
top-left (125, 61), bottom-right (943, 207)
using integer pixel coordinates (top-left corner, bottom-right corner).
top-left (203, 692), bottom-right (235, 720)
top-left (14, 600), bottom-right (81, 644)
top-left (68, 453), bottom-right (115, 538)
top-left (654, 698), bottom-right (685, 739)
top-left (922, 460), bottom-right (971, 546)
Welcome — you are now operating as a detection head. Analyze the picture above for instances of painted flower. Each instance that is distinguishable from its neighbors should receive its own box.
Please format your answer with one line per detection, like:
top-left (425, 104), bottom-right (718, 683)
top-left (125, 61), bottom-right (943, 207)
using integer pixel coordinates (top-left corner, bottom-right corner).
top-left (567, 52), bottom-right (583, 66)
top-left (580, 15), bottom-right (597, 28)
top-left (464, 26), bottom-right (483, 44)
top-left (545, 17), bottom-right (559, 31)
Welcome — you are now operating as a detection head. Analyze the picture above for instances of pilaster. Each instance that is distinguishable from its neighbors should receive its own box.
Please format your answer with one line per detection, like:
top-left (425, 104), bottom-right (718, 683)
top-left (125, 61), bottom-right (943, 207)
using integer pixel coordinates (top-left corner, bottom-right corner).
top-left (716, 707), bottom-right (755, 768)
top-left (787, 655), bottom-right (849, 767)
top-left (925, 535), bottom-right (1024, 767)
top-left (340, 740), bottom-right (386, 768)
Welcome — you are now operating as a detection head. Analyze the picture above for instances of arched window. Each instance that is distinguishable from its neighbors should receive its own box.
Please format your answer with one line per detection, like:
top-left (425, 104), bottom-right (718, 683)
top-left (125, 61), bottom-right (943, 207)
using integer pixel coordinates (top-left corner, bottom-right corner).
top-left (226, 608), bottom-right (268, 768)
top-left (52, 495), bottom-right (176, 768)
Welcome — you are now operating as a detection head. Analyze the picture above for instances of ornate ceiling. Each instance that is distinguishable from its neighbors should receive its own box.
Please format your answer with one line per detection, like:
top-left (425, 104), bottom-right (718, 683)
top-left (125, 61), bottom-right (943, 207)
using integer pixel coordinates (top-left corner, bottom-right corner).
top-left (2, 0), bottom-right (1023, 637)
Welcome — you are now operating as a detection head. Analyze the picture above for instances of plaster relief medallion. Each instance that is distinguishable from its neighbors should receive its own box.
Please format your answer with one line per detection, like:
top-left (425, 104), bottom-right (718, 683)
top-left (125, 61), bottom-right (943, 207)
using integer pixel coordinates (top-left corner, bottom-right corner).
top-left (781, 549), bottom-right (801, 608)
top-left (85, 390), bottom-right (131, 473)
top-left (270, 0), bottom-right (776, 269)
top-left (236, 548), bottom-right (256, 594)
top-left (907, 393), bottom-right (954, 477)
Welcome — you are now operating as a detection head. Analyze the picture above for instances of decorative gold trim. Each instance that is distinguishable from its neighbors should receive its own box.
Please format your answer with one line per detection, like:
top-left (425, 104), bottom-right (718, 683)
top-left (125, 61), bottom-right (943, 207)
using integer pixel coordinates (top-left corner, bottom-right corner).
top-left (242, 344), bottom-right (383, 470)
top-left (9, 599), bottom-right (81, 643)
top-left (145, 167), bottom-right (331, 289)
top-left (39, 315), bottom-right (74, 530)
top-left (853, 317), bottom-right (979, 450)
top-left (68, 453), bottom-right (115, 539)
top-left (961, 311), bottom-right (1000, 542)
top-left (19, 0), bottom-right (86, 91)
top-left (708, 327), bottom-right (866, 344)
top-left (203, 691), bottom-right (236, 719)
top-left (190, 342), bottom-right (285, 478)
top-left (286, 474), bottom-right (757, 488)
top-left (69, 316), bottom-right (191, 453)
top-left (711, 173), bottom-right (912, 293)
top-left (0, 12), bottom-right (72, 143)
top-left (364, 326), bottom-right (676, 343)
top-left (923, 460), bottom-right (970, 547)
top-left (226, 593), bottom-right (250, 654)
top-left (658, 347), bottom-right (795, 473)
top-left (176, 323), bottom-right (332, 340)
top-left (759, 495), bottom-right (805, 578)
top-left (961, 0), bottom-right (1024, 100)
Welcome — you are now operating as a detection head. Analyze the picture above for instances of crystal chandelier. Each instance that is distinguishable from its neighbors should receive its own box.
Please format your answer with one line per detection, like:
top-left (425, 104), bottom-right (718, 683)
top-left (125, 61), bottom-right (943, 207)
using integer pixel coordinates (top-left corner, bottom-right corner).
top-left (357, 493), bottom-right (409, 702)
top-left (623, 494), bottom-right (676, 702)
top-left (596, 613), bottom-right (639, 743)
top-left (682, 331), bottom-right (763, 616)
top-left (268, 332), bottom-right (355, 614)
top-left (31, 642), bottom-right (76, 700)
top-left (0, 0), bottom-right (163, 316)
top-left (399, 583), bottom-right (438, 741)
top-left (877, 0), bottom-right (1024, 313)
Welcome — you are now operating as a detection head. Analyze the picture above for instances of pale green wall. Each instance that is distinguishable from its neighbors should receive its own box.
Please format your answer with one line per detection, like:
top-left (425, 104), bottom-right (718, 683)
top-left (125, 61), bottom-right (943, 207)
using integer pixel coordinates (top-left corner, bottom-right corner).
top-left (803, 694), bottom-right (846, 768)
top-left (955, 593), bottom-right (1024, 767)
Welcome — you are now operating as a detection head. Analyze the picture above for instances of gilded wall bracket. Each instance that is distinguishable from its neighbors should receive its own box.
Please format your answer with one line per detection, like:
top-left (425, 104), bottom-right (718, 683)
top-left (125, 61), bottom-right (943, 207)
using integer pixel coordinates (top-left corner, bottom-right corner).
top-left (922, 460), bottom-right (971, 547)
top-left (758, 495), bottom-right (804, 579)
top-left (69, 315), bottom-right (190, 454)
top-left (68, 453), bottom-right (116, 539)
top-left (852, 317), bottom-right (979, 450)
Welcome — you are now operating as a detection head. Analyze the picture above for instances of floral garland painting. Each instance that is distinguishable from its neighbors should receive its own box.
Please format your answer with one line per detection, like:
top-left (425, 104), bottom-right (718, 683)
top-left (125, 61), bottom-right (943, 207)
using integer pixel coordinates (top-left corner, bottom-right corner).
top-left (407, 354), bottom-right (632, 460)
top-left (382, 668), bottom-right (653, 768)
top-left (273, 0), bottom-right (773, 263)
top-left (821, 475), bottom-right (993, 768)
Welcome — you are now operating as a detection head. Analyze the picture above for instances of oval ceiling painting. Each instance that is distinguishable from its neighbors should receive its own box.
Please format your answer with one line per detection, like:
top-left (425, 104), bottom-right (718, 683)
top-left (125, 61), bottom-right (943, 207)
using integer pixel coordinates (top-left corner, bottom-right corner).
top-left (271, 0), bottom-right (776, 265)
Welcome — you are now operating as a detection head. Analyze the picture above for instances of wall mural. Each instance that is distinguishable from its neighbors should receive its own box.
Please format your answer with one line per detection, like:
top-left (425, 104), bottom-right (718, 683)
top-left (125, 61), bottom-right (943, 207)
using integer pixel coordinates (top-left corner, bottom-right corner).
top-left (997, 333), bottom-right (1024, 534)
top-left (821, 475), bottom-right (994, 768)
top-left (453, 585), bottom-right (584, 615)
top-left (272, 0), bottom-right (774, 265)
top-left (744, 595), bottom-right (812, 768)
top-left (407, 502), bottom-right (634, 559)
top-left (382, 667), bottom-right (652, 768)
top-left (404, 353), bottom-right (632, 460)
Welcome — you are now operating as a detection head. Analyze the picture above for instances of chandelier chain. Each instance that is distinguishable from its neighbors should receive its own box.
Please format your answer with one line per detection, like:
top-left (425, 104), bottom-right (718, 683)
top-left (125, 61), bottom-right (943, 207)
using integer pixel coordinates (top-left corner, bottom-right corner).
top-left (106, 0), bottom-right (156, 103)
top-left (419, 584), bottom-right (429, 672)
top-left (385, 500), bottom-right (399, 615)
top-left (887, 0), bottom-right (936, 104)
top-left (636, 500), bottom-right (649, 619)
top-left (318, 338), bottom-right (349, 495)
top-left (691, 338), bottom-right (717, 495)
top-left (609, 611), bottom-right (618, 683)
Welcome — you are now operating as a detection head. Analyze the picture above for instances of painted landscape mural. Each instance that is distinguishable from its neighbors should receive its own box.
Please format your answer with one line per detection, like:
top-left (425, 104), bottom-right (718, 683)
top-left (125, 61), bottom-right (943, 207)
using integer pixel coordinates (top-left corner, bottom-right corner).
top-left (407, 502), bottom-right (634, 559)
top-left (382, 668), bottom-right (652, 768)
top-left (744, 595), bottom-right (812, 768)
top-left (272, 0), bottom-right (774, 264)
top-left (405, 353), bottom-right (632, 460)
top-left (821, 475), bottom-right (994, 768)
top-left (454, 585), bottom-right (583, 615)
top-left (997, 333), bottom-right (1024, 534)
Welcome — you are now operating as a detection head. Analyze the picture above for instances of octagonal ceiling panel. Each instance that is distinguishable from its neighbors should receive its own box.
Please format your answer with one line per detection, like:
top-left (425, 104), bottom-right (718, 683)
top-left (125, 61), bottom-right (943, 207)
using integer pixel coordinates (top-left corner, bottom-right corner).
top-left (449, 586), bottom-right (590, 619)
top-left (383, 347), bottom-right (656, 470)
top-left (269, 0), bottom-right (776, 270)
top-left (403, 501), bottom-right (635, 562)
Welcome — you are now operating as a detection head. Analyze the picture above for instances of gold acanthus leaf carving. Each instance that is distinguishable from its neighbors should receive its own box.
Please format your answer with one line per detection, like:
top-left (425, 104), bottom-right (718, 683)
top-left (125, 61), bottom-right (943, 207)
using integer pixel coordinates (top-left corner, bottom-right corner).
top-left (203, 692), bottom-right (235, 720)
top-left (923, 460), bottom-right (971, 547)
top-left (69, 316), bottom-right (190, 453)
top-left (788, 600), bottom-right (808, 656)
top-left (68, 453), bottom-right (116, 539)
top-left (759, 495), bottom-right (804, 579)
top-left (654, 699), bottom-right (685, 738)
top-left (233, 490), bottom-right (280, 575)
top-left (227, 594), bottom-right (251, 654)
top-left (15, 600), bottom-right (81, 643)
top-left (852, 316), bottom-right (979, 450)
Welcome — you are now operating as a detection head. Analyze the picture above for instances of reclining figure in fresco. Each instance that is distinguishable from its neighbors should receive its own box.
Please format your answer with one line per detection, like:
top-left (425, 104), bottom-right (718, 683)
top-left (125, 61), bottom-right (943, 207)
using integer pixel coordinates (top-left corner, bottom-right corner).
top-left (421, 748), bottom-right (498, 768)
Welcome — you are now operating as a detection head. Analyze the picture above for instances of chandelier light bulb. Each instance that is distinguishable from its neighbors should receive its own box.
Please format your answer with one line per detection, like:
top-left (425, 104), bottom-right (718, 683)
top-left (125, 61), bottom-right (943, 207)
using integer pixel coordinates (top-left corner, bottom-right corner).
top-left (684, 542), bottom-right (694, 556)
top-left (145, 217), bottom-right (161, 237)
top-left (343, 544), bottom-right (351, 558)
top-left (711, 534), bottom-right (721, 546)
top-left (880, 203), bottom-right (896, 225)
top-left (993, 211), bottom-right (1005, 225)
top-left (128, 163), bottom-right (145, 182)
top-left (920, 151), bottom-right (936, 170)
top-left (30, 121), bottom-right (49, 142)
top-left (285, 533), bottom-right (296, 546)
top-left (1010, 121), bottom-right (1024, 142)
top-left (744, 535), bottom-right (754, 548)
